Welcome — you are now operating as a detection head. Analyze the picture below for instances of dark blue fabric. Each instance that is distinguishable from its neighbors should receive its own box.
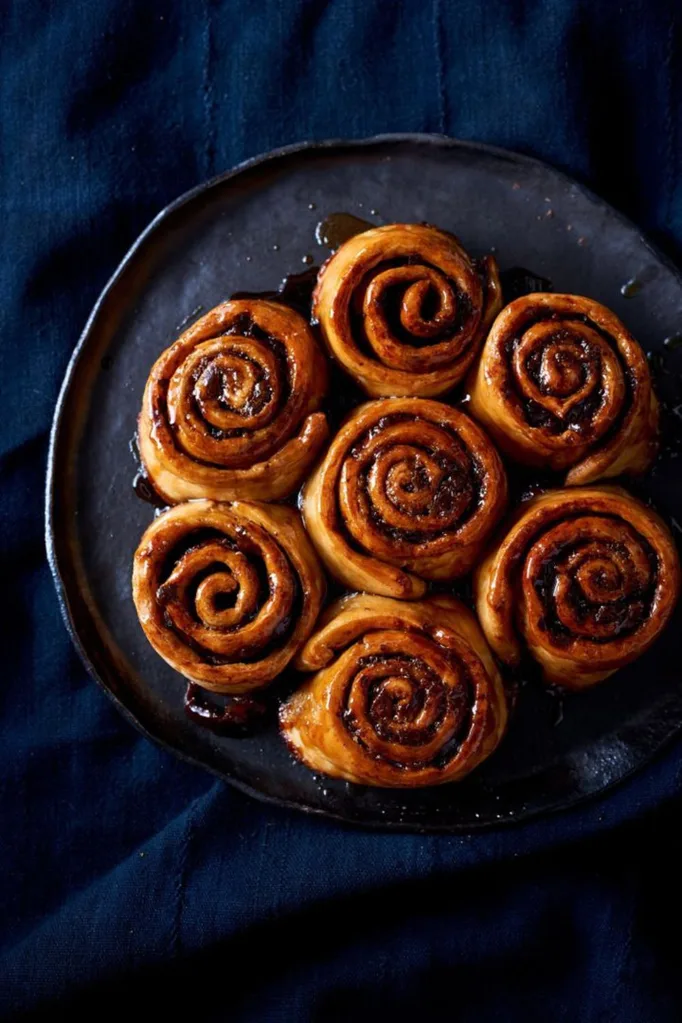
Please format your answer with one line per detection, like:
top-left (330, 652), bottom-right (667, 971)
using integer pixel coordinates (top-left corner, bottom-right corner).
top-left (2, 1), bottom-right (682, 1018)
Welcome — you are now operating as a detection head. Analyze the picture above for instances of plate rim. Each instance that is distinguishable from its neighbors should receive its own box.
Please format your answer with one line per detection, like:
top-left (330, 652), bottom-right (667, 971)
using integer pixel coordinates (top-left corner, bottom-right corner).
top-left (45, 132), bottom-right (682, 834)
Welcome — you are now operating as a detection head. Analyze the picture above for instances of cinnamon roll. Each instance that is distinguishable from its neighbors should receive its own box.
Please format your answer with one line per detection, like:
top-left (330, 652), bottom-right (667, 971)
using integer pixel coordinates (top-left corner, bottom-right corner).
top-left (475, 486), bottom-right (680, 688)
top-left (138, 299), bottom-right (329, 503)
top-left (132, 500), bottom-right (325, 692)
top-left (467, 294), bottom-right (658, 484)
top-left (313, 223), bottom-right (501, 397)
top-left (280, 593), bottom-right (508, 786)
top-left (301, 398), bottom-right (508, 598)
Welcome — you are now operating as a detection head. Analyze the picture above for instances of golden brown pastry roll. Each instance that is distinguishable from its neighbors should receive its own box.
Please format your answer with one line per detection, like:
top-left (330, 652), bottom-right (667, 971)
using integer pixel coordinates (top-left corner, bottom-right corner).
top-left (312, 223), bottom-right (501, 398)
top-left (468, 293), bottom-right (658, 484)
top-left (138, 299), bottom-right (329, 503)
top-left (280, 593), bottom-right (508, 787)
top-left (475, 486), bottom-right (680, 689)
top-left (132, 500), bottom-right (325, 693)
top-left (301, 397), bottom-right (508, 598)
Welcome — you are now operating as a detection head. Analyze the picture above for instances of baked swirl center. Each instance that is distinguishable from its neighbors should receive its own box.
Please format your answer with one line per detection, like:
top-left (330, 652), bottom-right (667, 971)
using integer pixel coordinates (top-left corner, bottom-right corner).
top-left (362, 265), bottom-right (462, 368)
top-left (192, 346), bottom-right (277, 427)
top-left (156, 533), bottom-right (296, 660)
top-left (526, 517), bottom-right (652, 643)
top-left (340, 418), bottom-right (478, 557)
top-left (344, 635), bottom-right (470, 765)
top-left (510, 321), bottom-right (624, 433)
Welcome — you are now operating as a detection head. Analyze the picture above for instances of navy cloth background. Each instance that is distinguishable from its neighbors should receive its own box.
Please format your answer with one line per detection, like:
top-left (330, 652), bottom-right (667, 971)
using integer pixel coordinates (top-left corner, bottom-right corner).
top-left (2, 1), bottom-right (682, 1019)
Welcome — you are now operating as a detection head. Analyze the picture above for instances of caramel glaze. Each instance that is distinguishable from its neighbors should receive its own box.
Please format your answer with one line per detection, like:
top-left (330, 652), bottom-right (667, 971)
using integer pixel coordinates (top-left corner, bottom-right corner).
top-left (231, 265), bottom-right (320, 318)
top-left (133, 469), bottom-right (167, 509)
top-left (474, 485), bottom-right (680, 689)
top-left (185, 683), bottom-right (268, 734)
top-left (280, 593), bottom-right (508, 787)
top-left (315, 212), bottom-right (374, 250)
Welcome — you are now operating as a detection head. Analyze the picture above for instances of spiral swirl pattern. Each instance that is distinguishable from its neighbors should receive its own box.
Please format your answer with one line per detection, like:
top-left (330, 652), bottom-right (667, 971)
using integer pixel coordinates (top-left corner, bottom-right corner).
top-left (280, 594), bottom-right (508, 786)
top-left (475, 486), bottom-right (680, 688)
top-left (301, 398), bottom-right (508, 598)
top-left (468, 294), bottom-right (658, 484)
top-left (138, 299), bottom-right (329, 503)
top-left (312, 223), bottom-right (502, 397)
top-left (132, 500), bottom-right (325, 692)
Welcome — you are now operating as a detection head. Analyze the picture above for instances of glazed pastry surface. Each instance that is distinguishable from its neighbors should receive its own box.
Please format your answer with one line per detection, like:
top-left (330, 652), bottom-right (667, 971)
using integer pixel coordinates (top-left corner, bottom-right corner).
top-left (313, 223), bottom-right (501, 397)
top-left (475, 486), bottom-right (680, 688)
top-left (301, 397), bottom-right (508, 598)
top-left (467, 293), bottom-right (658, 484)
top-left (138, 299), bottom-right (329, 503)
top-left (280, 593), bottom-right (508, 786)
top-left (132, 500), bottom-right (325, 693)
top-left (130, 226), bottom-right (678, 786)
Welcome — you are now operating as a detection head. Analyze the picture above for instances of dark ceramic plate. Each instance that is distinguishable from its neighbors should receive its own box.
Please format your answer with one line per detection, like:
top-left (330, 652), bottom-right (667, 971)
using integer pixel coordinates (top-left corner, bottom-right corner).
top-left (46, 135), bottom-right (682, 832)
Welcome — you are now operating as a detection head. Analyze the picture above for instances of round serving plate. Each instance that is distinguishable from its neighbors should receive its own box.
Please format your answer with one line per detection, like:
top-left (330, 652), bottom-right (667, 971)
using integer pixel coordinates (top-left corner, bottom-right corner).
top-left (46, 134), bottom-right (682, 832)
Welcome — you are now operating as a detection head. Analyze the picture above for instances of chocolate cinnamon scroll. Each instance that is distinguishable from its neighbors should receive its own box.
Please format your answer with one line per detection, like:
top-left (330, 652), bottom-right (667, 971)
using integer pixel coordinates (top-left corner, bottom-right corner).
top-left (280, 593), bottom-right (508, 786)
top-left (475, 486), bottom-right (680, 688)
top-left (313, 224), bottom-right (501, 397)
top-left (301, 398), bottom-right (508, 598)
top-left (468, 294), bottom-right (658, 484)
top-left (132, 500), bottom-right (325, 692)
top-left (138, 299), bottom-right (329, 503)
